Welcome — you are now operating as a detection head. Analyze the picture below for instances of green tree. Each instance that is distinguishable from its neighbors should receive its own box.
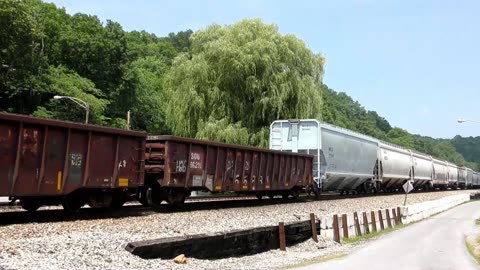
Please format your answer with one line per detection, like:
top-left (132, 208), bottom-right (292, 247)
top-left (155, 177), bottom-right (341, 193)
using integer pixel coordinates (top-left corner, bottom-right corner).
top-left (116, 56), bottom-right (168, 133)
top-left (58, 15), bottom-right (127, 98)
top-left (0, 0), bottom-right (49, 113)
top-left (387, 128), bottom-right (414, 149)
top-left (125, 31), bottom-right (177, 63)
top-left (168, 29), bottom-right (193, 52)
top-left (432, 141), bottom-right (466, 165)
top-left (32, 65), bottom-right (108, 124)
top-left (164, 19), bottom-right (324, 146)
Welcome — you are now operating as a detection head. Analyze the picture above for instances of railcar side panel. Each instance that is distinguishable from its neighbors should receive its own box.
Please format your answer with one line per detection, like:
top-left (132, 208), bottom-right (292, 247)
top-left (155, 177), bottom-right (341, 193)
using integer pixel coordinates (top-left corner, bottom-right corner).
top-left (447, 163), bottom-right (459, 187)
top-left (270, 119), bottom-right (378, 192)
top-left (379, 143), bottom-right (412, 188)
top-left (466, 168), bottom-right (473, 188)
top-left (145, 136), bottom-right (313, 194)
top-left (411, 153), bottom-right (433, 187)
top-left (0, 112), bottom-right (146, 200)
top-left (458, 167), bottom-right (467, 188)
top-left (432, 159), bottom-right (448, 187)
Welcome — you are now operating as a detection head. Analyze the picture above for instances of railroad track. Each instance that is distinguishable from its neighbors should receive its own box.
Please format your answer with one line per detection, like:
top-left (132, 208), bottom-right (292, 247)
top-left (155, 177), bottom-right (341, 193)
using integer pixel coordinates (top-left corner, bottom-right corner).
top-left (0, 188), bottom-right (468, 226)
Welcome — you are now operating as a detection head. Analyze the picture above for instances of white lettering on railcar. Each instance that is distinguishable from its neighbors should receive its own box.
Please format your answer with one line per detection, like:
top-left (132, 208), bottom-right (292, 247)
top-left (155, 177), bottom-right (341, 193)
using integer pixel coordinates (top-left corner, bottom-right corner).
top-left (191, 152), bottom-right (200, 160)
top-left (190, 152), bottom-right (202, 169)
top-left (226, 159), bottom-right (234, 171)
top-left (244, 161), bottom-right (250, 171)
top-left (176, 160), bottom-right (187, 173)
top-left (118, 160), bottom-right (126, 169)
top-left (70, 153), bottom-right (82, 167)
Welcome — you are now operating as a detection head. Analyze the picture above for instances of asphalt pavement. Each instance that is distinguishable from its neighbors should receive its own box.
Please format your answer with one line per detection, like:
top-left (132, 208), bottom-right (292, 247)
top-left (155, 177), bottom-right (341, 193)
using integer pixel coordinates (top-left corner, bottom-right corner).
top-left (296, 201), bottom-right (480, 270)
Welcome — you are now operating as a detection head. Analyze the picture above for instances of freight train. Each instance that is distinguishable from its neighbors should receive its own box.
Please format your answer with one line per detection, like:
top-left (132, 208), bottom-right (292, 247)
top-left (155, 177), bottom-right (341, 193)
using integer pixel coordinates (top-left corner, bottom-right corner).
top-left (0, 112), bottom-right (313, 211)
top-left (270, 119), bottom-right (480, 195)
top-left (0, 112), bottom-right (477, 212)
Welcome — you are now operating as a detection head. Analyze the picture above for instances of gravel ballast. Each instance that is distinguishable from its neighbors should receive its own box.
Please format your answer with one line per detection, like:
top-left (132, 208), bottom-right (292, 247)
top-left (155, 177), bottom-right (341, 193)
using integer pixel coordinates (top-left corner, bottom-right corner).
top-left (0, 190), bottom-right (474, 270)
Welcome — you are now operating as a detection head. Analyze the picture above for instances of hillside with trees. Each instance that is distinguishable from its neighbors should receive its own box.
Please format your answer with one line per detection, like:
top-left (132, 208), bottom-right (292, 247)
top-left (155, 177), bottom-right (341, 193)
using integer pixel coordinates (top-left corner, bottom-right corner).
top-left (1, 0), bottom-right (477, 169)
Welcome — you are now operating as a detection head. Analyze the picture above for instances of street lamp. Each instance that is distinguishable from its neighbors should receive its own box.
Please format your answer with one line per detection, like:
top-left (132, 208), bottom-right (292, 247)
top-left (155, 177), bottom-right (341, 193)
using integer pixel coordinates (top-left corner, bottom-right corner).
top-left (53, 95), bottom-right (89, 124)
top-left (458, 118), bottom-right (480, 124)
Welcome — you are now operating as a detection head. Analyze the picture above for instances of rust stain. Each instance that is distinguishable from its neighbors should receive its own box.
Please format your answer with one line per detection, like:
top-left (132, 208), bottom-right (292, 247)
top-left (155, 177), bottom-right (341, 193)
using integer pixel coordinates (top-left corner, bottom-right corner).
top-left (22, 128), bottom-right (39, 156)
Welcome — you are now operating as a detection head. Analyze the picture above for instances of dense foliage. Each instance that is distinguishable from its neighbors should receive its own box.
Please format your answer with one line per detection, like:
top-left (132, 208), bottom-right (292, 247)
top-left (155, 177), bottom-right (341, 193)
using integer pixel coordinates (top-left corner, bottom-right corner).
top-left (165, 19), bottom-right (324, 146)
top-left (1, 0), bottom-right (477, 168)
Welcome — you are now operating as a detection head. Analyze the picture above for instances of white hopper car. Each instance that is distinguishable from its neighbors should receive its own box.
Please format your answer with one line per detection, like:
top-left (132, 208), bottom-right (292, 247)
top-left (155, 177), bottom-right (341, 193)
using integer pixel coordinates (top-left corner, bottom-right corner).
top-left (270, 119), bottom-right (477, 195)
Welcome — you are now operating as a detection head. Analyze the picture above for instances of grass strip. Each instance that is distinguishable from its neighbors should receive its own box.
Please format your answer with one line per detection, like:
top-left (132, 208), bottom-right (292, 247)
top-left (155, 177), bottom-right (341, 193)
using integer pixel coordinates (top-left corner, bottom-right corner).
top-left (285, 253), bottom-right (348, 268)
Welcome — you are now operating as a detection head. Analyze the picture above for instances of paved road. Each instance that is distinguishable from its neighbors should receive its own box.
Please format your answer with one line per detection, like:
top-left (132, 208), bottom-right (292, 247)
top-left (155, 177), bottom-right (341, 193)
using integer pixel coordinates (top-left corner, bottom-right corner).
top-left (297, 201), bottom-right (480, 270)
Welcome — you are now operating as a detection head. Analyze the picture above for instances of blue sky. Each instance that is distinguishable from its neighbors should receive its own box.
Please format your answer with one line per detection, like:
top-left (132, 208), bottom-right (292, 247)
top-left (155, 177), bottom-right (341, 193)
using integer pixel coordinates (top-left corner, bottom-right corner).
top-left (47, 0), bottom-right (480, 139)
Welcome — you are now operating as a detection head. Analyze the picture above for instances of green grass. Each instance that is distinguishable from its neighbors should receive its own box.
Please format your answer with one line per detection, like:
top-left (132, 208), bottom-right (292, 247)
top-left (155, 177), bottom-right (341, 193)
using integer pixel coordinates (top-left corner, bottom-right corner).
top-left (465, 235), bottom-right (480, 264)
top-left (285, 253), bottom-right (348, 268)
top-left (342, 223), bottom-right (406, 244)
top-left (475, 218), bottom-right (480, 226)
top-left (465, 218), bottom-right (480, 264)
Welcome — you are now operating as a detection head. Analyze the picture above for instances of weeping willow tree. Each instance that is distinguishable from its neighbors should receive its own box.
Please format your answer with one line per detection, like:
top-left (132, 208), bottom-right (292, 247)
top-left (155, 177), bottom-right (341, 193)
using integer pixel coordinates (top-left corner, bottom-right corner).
top-left (164, 19), bottom-right (325, 147)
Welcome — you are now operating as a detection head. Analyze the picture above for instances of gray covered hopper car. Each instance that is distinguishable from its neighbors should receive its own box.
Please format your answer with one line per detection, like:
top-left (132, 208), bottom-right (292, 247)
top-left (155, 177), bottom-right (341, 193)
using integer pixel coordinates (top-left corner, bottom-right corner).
top-left (378, 142), bottom-right (413, 188)
top-left (270, 119), bottom-right (379, 193)
top-left (411, 152), bottom-right (433, 189)
top-left (270, 119), bottom-right (466, 193)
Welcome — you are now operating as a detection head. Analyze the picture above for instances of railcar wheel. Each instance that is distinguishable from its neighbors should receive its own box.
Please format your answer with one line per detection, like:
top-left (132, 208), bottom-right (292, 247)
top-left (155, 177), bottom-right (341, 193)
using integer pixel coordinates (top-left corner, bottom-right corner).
top-left (62, 191), bottom-right (87, 211)
top-left (110, 191), bottom-right (127, 209)
top-left (138, 189), bottom-right (149, 206)
top-left (62, 199), bottom-right (84, 212)
top-left (166, 189), bottom-right (187, 205)
top-left (312, 184), bottom-right (321, 199)
top-left (267, 193), bottom-right (275, 199)
top-left (255, 193), bottom-right (264, 200)
top-left (20, 199), bottom-right (41, 212)
top-left (291, 189), bottom-right (300, 199)
top-left (282, 193), bottom-right (289, 199)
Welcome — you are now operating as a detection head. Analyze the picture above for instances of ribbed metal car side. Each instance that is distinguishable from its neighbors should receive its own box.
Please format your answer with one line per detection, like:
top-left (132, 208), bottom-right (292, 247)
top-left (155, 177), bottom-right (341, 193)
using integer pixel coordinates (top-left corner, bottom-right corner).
top-left (458, 167), bottom-right (467, 188)
top-left (144, 135), bottom-right (314, 204)
top-left (0, 112), bottom-right (146, 211)
top-left (473, 171), bottom-right (480, 188)
top-left (411, 152), bottom-right (433, 188)
top-left (466, 168), bottom-right (473, 188)
top-left (269, 119), bottom-right (378, 192)
top-left (446, 163), bottom-right (459, 188)
top-left (432, 158), bottom-right (448, 188)
top-left (378, 142), bottom-right (413, 188)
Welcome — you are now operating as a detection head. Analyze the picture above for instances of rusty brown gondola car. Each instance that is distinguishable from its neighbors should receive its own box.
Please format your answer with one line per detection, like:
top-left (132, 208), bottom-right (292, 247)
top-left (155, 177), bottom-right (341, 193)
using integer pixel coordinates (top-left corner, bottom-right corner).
top-left (143, 136), bottom-right (314, 205)
top-left (0, 112), bottom-right (146, 211)
top-left (0, 112), bottom-right (314, 212)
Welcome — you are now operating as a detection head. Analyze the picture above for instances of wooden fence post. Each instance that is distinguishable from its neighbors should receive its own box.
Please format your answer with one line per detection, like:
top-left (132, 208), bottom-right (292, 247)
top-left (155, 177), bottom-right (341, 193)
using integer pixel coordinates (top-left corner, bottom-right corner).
top-left (371, 211), bottom-right (377, 232)
top-left (310, 213), bottom-right (318, 242)
top-left (354, 212), bottom-right (362, 236)
top-left (392, 208), bottom-right (398, 226)
top-left (342, 214), bottom-right (349, 238)
top-left (386, 209), bottom-right (392, 228)
top-left (397, 206), bottom-right (402, 224)
top-left (333, 214), bottom-right (341, 243)
top-left (378, 210), bottom-right (385, 230)
top-left (279, 222), bottom-right (286, 251)
top-left (362, 212), bottom-right (370, 234)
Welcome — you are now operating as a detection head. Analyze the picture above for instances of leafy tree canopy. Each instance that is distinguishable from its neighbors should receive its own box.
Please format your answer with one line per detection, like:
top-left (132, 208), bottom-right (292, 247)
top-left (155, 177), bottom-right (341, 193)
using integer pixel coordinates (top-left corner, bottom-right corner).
top-left (164, 19), bottom-right (324, 146)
